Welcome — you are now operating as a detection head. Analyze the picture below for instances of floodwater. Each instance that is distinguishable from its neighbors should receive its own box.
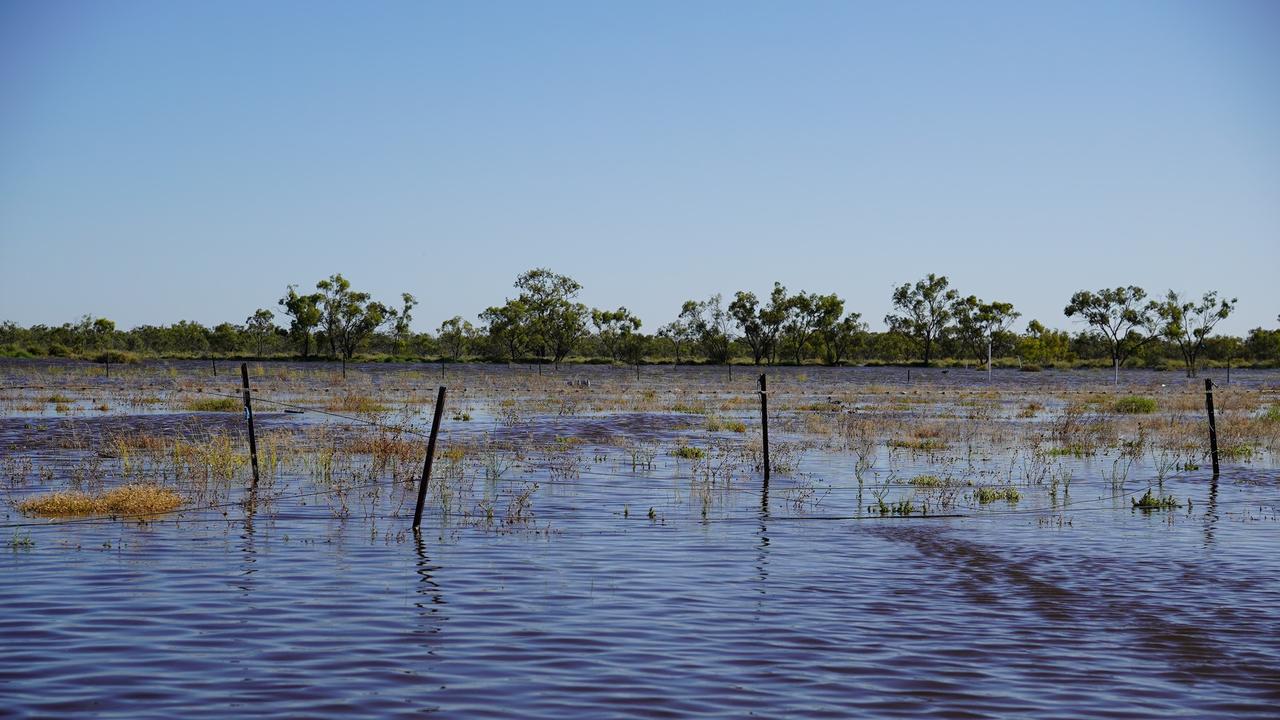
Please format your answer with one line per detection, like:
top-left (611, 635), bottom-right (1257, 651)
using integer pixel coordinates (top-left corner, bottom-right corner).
top-left (2, 361), bottom-right (1278, 718)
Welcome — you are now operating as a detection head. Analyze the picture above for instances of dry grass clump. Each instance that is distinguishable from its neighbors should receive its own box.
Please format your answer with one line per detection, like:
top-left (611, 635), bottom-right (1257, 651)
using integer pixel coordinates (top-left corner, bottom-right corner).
top-left (18, 484), bottom-right (183, 516)
top-left (326, 393), bottom-right (387, 414)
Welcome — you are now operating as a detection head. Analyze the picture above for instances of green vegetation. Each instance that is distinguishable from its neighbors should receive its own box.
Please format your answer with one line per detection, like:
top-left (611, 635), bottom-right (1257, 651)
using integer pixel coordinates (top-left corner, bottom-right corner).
top-left (2, 274), bottom-right (1275, 368)
top-left (884, 273), bottom-right (958, 365)
top-left (975, 486), bottom-right (1021, 504)
top-left (184, 397), bottom-right (241, 412)
top-left (1114, 396), bottom-right (1158, 414)
top-left (889, 438), bottom-right (948, 452)
top-left (705, 417), bottom-right (747, 433)
top-left (1132, 488), bottom-right (1181, 510)
top-left (672, 445), bottom-right (706, 460)
top-left (93, 350), bottom-right (139, 364)
top-left (8, 530), bottom-right (35, 550)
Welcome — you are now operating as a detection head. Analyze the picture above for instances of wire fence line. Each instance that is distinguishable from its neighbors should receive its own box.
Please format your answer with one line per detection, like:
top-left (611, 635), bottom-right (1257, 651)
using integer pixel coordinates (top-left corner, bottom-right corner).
top-left (1, 378), bottom-right (1266, 533)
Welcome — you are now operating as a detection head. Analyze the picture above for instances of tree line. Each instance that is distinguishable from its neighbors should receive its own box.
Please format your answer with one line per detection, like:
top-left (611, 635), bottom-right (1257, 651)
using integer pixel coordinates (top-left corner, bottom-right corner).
top-left (3, 269), bottom-right (1277, 375)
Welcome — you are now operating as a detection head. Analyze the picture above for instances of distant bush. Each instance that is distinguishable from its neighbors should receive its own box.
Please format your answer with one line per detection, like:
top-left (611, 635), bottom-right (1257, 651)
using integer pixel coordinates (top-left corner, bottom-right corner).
top-left (1114, 396), bottom-right (1157, 414)
top-left (47, 343), bottom-right (73, 357)
top-left (1019, 364), bottom-right (1042, 372)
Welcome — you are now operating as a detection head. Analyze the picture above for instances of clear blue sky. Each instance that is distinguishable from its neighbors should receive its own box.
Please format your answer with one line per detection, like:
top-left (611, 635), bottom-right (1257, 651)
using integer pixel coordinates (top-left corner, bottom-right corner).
top-left (2, 0), bottom-right (1276, 335)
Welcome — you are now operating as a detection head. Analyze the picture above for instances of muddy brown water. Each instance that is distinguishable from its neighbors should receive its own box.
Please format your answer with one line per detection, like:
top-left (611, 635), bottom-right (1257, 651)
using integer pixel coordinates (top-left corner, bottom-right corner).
top-left (2, 361), bottom-right (1278, 717)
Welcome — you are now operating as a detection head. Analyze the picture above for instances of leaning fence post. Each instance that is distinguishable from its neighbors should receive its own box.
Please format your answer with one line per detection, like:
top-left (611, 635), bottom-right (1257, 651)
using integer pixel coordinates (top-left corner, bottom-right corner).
top-left (240, 363), bottom-right (260, 489)
top-left (759, 373), bottom-right (770, 482)
top-left (412, 386), bottom-right (448, 532)
top-left (1204, 378), bottom-right (1220, 476)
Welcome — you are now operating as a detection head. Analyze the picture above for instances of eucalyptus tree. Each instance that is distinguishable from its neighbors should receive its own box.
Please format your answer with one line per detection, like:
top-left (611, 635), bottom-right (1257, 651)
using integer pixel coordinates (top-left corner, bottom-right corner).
top-left (91, 317), bottom-right (116, 353)
top-left (780, 291), bottom-right (822, 364)
top-left (591, 306), bottom-right (642, 363)
top-left (620, 331), bottom-right (649, 371)
top-left (885, 273), bottom-right (958, 365)
top-left (807, 293), bottom-right (850, 365)
top-left (680, 295), bottom-right (734, 364)
top-left (1245, 321), bottom-right (1280, 361)
top-left (1064, 286), bottom-right (1160, 384)
top-left (245, 309), bottom-right (276, 358)
top-left (393, 293), bottom-right (418, 354)
top-left (1018, 320), bottom-right (1071, 366)
top-left (728, 291), bottom-right (768, 364)
top-left (278, 284), bottom-right (323, 358)
top-left (1156, 290), bottom-right (1236, 377)
top-left (952, 295), bottom-right (1020, 370)
top-left (315, 273), bottom-right (398, 360)
top-left (729, 282), bottom-right (791, 365)
top-left (657, 316), bottom-right (696, 365)
top-left (514, 268), bottom-right (589, 367)
top-left (437, 316), bottom-right (475, 361)
top-left (761, 282), bottom-right (790, 365)
top-left (821, 310), bottom-right (867, 366)
top-left (208, 322), bottom-right (243, 357)
top-left (479, 299), bottom-right (529, 364)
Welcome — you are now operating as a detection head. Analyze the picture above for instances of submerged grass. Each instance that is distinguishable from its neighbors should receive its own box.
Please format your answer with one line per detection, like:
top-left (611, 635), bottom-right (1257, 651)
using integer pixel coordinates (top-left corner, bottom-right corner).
top-left (1132, 488), bottom-right (1181, 510)
top-left (184, 397), bottom-right (241, 412)
top-left (975, 486), bottom-right (1021, 504)
top-left (18, 484), bottom-right (184, 516)
top-left (1114, 396), bottom-right (1157, 414)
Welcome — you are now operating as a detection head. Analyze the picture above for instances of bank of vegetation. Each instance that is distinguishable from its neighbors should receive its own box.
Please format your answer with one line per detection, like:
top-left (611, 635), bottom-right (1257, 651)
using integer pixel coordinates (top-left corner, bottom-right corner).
top-left (3, 270), bottom-right (1278, 373)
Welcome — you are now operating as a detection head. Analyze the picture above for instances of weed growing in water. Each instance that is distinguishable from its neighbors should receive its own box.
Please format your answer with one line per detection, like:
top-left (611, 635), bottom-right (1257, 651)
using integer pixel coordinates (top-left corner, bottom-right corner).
top-left (1132, 488), bottom-right (1181, 510)
top-left (975, 486), bottom-right (1021, 504)
top-left (183, 397), bottom-right (241, 412)
top-left (18, 484), bottom-right (183, 516)
top-left (1114, 396), bottom-right (1157, 414)
top-left (8, 529), bottom-right (35, 550)
top-left (672, 445), bottom-right (706, 460)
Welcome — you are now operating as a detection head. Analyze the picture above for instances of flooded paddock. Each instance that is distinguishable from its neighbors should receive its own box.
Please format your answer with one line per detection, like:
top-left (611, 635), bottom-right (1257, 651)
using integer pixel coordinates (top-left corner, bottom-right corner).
top-left (2, 360), bottom-right (1278, 718)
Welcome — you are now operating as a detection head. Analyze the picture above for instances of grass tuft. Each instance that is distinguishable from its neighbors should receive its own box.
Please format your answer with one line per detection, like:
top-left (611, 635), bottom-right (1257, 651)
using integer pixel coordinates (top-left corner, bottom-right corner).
top-left (184, 397), bottom-right (241, 412)
top-left (975, 486), bottom-right (1021, 504)
top-left (672, 445), bottom-right (706, 460)
top-left (1114, 396), bottom-right (1157, 414)
top-left (18, 484), bottom-right (183, 517)
top-left (1132, 488), bottom-right (1180, 510)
